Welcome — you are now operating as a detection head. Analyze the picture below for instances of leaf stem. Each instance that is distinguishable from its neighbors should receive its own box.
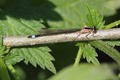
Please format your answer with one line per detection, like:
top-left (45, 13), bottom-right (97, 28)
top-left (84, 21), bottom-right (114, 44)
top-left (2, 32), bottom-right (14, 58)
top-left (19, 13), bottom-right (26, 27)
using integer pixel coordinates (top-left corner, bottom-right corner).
top-left (7, 65), bottom-right (21, 80)
top-left (105, 20), bottom-right (120, 29)
top-left (90, 40), bottom-right (120, 64)
top-left (73, 47), bottom-right (82, 67)
top-left (0, 58), bottom-right (11, 80)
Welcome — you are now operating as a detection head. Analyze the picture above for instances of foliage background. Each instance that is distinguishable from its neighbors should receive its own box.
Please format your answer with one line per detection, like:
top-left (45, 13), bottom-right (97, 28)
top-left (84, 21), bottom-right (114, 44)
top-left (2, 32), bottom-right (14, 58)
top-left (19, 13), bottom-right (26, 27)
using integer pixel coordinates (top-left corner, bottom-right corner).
top-left (0, 0), bottom-right (120, 80)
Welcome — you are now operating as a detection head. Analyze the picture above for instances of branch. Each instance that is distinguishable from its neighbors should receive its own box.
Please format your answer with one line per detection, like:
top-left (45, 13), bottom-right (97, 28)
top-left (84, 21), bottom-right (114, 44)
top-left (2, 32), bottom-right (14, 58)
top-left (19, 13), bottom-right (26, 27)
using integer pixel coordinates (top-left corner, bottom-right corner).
top-left (3, 28), bottom-right (120, 47)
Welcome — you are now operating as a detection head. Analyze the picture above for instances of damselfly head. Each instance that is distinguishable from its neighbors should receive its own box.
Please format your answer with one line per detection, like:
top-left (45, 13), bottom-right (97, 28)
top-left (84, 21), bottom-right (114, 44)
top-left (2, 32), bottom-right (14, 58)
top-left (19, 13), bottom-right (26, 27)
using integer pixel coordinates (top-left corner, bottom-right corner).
top-left (93, 26), bottom-right (97, 33)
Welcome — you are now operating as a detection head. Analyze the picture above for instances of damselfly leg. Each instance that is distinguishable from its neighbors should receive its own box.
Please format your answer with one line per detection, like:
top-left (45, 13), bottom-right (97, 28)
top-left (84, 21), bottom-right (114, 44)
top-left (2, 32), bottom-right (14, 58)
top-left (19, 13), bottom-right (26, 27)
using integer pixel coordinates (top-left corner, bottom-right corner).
top-left (73, 26), bottom-right (97, 41)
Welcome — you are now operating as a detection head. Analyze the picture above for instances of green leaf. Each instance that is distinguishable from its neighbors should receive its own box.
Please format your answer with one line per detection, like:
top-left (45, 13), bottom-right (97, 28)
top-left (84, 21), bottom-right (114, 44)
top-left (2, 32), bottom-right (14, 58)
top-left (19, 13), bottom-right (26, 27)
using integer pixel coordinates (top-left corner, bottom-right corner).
top-left (47, 0), bottom-right (105, 28)
top-left (0, 3), bottom-right (56, 73)
top-left (90, 40), bottom-right (120, 64)
top-left (0, 37), bottom-right (10, 57)
top-left (74, 6), bottom-right (103, 65)
top-left (11, 46), bottom-right (56, 74)
top-left (76, 43), bottom-right (99, 65)
top-left (0, 15), bottom-right (45, 36)
top-left (49, 64), bottom-right (118, 80)
top-left (103, 0), bottom-right (120, 16)
top-left (105, 40), bottom-right (120, 47)
top-left (0, 0), bottom-right (120, 74)
top-left (4, 53), bottom-right (23, 65)
top-left (86, 5), bottom-right (105, 29)
top-left (0, 46), bottom-right (6, 56)
top-left (44, 0), bottom-right (120, 28)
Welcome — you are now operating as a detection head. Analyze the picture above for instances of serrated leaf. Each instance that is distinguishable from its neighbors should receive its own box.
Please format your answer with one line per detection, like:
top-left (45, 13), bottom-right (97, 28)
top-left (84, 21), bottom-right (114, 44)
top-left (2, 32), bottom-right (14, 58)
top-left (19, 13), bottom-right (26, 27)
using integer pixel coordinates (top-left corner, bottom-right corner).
top-left (11, 46), bottom-right (56, 74)
top-left (86, 5), bottom-right (105, 29)
top-left (0, 15), bottom-right (45, 36)
top-left (4, 53), bottom-right (23, 65)
top-left (105, 40), bottom-right (120, 47)
top-left (49, 64), bottom-right (118, 80)
top-left (48, 0), bottom-right (106, 28)
top-left (0, 0), bottom-right (120, 33)
top-left (0, 2), bottom-right (56, 73)
top-left (90, 40), bottom-right (120, 64)
top-left (0, 0), bottom-right (120, 75)
top-left (76, 42), bottom-right (99, 65)
top-left (0, 46), bottom-right (6, 56)
top-left (0, 37), bottom-right (10, 57)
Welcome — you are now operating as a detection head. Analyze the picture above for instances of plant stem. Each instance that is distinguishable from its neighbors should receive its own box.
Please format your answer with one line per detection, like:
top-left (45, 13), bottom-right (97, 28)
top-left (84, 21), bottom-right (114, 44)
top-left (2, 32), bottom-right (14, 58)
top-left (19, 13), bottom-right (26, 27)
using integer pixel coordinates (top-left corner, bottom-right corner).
top-left (105, 20), bottom-right (120, 29)
top-left (0, 58), bottom-right (11, 80)
top-left (73, 47), bottom-right (82, 67)
top-left (3, 28), bottom-right (120, 47)
top-left (7, 65), bottom-right (21, 80)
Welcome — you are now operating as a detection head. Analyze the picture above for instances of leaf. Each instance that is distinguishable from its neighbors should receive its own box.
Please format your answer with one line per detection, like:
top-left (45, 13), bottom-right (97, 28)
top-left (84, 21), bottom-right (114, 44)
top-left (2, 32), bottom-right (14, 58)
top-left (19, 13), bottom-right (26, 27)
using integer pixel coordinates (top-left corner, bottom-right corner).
top-left (49, 64), bottom-right (118, 80)
top-left (0, 2), bottom-right (56, 73)
top-left (86, 5), bottom-right (105, 29)
top-left (47, 0), bottom-right (105, 28)
top-left (105, 40), bottom-right (120, 47)
top-left (11, 46), bottom-right (56, 74)
top-left (4, 53), bottom-right (24, 65)
top-left (0, 0), bottom-right (120, 74)
top-left (42, 0), bottom-right (120, 28)
top-left (90, 40), bottom-right (120, 64)
top-left (103, 0), bottom-right (120, 16)
top-left (0, 15), bottom-right (45, 36)
top-left (0, 37), bottom-right (10, 57)
top-left (76, 43), bottom-right (99, 65)
top-left (0, 46), bottom-right (6, 56)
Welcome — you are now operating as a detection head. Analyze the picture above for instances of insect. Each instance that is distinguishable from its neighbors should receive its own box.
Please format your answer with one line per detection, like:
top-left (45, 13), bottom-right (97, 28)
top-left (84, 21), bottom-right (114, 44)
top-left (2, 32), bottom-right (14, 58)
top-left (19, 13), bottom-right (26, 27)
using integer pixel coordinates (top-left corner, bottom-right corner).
top-left (73, 26), bottom-right (97, 41)
top-left (28, 28), bottom-right (81, 38)
top-left (28, 26), bottom-right (97, 40)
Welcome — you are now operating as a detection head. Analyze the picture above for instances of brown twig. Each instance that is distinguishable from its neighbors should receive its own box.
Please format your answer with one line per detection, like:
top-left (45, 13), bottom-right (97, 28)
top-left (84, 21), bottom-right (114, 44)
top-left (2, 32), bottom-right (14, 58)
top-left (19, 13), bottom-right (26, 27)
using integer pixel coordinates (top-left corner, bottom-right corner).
top-left (3, 28), bottom-right (120, 47)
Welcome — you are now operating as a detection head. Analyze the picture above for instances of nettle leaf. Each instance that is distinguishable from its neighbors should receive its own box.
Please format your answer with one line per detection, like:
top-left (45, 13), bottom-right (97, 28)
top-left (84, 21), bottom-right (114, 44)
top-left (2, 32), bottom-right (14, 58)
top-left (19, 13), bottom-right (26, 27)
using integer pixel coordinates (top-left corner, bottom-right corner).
top-left (0, 0), bottom-right (120, 74)
top-left (0, 38), bottom-right (11, 80)
top-left (90, 40), bottom-right (120, 64)
top-left (105, 40), bottom-right (120, 47)
top-left (75, 5), bottom-right (120, 65)
top-left (49, 64), bottom-right (118, 80)
top-left (47, 0), bottom-right (106, 28)
top-left (0, 15), bottom-right (45, 36)
top-left (76, 43), bottom-right (99, 65)
top-left (4, 53), bottom-right (23, 66)
top-left (11, 46), bottom-right (56, 74)
top-left (74, 6), bottom-right (103, 65)
top-left (0, 3), bottom-right (56, 73)
top-left (86, 5), bottom-right (105, 29)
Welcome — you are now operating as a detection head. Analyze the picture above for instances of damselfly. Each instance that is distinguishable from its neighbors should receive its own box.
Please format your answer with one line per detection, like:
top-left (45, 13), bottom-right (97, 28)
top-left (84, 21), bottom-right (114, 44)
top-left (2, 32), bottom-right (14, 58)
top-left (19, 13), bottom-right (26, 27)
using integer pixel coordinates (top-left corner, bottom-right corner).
top-left (28, 26), bottom-right (97, 39)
